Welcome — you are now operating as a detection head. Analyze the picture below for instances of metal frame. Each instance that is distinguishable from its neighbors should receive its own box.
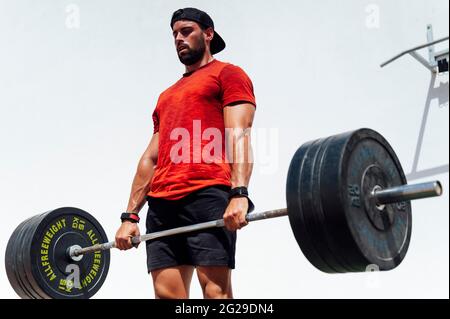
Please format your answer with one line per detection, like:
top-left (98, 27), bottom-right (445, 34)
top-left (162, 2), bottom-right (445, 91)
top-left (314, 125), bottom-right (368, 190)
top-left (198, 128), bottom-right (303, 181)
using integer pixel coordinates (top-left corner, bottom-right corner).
top-left (381, 24), bottom-right (449, 73)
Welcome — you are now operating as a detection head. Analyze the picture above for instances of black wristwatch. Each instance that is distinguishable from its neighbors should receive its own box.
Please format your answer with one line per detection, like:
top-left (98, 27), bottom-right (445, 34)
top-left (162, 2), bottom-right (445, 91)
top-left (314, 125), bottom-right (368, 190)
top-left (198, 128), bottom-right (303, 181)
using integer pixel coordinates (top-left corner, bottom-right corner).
top-left (229, 187), bottom-right (255, 213)
top-left (120, 212), bottom-right (140, 223)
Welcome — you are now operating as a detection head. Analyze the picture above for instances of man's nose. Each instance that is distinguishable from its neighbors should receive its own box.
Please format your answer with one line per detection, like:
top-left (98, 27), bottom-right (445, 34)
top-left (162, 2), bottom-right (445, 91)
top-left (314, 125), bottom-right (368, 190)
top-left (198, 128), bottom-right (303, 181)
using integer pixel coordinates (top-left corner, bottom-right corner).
top-left (175, 32), bottom-right (185, 43)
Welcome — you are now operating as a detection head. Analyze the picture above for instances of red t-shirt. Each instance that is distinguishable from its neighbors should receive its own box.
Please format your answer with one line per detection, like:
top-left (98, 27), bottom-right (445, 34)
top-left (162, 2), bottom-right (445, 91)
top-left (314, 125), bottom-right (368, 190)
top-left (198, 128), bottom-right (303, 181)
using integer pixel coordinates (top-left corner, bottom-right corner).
top-left (148, 59), bottom-right (256, 200)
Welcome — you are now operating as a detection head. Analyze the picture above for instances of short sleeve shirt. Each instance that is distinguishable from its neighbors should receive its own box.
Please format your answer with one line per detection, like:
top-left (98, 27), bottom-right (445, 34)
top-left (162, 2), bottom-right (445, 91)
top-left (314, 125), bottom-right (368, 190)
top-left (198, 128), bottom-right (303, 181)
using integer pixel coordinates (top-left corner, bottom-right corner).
top-left (149, 59), bottom-right (256, 200)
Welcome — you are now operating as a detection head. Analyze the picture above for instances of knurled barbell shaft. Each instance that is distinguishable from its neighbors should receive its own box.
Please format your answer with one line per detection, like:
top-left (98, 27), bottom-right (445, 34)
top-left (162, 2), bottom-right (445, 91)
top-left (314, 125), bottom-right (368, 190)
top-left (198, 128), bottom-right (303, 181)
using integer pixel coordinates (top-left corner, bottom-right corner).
top-left (71, 208), bottom-right (288, 257)
top-left (71, 181), bottom-right (442, 258)
top-left (372, 181), bottom-right (442, 205)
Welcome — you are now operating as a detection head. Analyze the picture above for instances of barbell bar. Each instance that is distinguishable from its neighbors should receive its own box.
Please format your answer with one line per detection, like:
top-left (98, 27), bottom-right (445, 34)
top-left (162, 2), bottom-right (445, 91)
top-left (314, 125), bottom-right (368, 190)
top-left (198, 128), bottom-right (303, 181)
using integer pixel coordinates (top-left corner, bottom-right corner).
top-left (5, 128), bottom-right (445, 299)
top-left (70, 181), bottom-right (442, 259)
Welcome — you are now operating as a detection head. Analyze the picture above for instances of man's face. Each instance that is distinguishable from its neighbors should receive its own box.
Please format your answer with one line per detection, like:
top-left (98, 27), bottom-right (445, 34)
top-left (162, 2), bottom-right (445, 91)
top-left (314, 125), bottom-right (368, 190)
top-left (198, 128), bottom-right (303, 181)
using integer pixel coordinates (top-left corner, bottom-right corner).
top-left (172, 20), bottom-right (212, 66)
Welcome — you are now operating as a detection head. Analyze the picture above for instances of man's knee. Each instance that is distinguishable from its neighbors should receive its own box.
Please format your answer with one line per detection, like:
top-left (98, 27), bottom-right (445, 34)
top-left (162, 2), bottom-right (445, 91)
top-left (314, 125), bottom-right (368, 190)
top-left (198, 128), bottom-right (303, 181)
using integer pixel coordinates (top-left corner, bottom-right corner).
top-left (203, 282), bottom-right (231, 299)
top-left (154, 282), bottom-right (188, 299)
top-left (197, 266), bottom-right (232, 299)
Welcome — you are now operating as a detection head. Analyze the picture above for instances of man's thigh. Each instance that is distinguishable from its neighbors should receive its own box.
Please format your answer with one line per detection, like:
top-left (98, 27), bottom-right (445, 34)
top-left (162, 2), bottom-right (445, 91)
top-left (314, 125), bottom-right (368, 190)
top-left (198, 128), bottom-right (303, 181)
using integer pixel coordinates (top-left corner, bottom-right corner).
top-left (151, 265), bottom-right (195, 299)
top-left (196, 266), bottom-right (233, 299)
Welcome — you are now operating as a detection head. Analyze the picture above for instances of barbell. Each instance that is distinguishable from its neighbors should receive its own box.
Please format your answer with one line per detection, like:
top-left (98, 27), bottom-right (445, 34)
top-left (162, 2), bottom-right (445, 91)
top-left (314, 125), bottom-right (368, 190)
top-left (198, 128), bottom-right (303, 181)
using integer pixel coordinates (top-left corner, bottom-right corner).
top-left (5, 128), bottom-right (444, 299)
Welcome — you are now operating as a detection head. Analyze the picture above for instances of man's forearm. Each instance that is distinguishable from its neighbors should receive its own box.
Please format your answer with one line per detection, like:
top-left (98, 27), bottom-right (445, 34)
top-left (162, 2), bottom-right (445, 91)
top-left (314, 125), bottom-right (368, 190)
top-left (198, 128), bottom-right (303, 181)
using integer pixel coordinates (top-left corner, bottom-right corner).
top-left (229, 128), bottom-right (253, 188)
top-left (223, 125), bottom-right (255, 231)
top-left (230, 162), bottom-right (253, 188)
top-left (126, 157), bottom-right (156, 214)
top-left (223, 103), bottom-right (255, 189)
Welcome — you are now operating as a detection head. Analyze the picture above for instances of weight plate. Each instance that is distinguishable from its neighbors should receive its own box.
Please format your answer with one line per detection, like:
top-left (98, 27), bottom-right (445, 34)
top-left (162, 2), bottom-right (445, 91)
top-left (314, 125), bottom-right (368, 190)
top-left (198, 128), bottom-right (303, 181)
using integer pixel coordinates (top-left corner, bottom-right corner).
top-left (16, 213), bottom-right (48, 298)
top-left (6, 207), bottom-right (110, 299)
top-left (287, 138), bottom-right (347, 273)
top-left (318, 129), bottom-right (412, 272)
top-left (288, 128), bottom-right (412, 273)
top-left (310, 136), bottom-right (361, 272)
top-left (5, 216), bottom-right (38, 298)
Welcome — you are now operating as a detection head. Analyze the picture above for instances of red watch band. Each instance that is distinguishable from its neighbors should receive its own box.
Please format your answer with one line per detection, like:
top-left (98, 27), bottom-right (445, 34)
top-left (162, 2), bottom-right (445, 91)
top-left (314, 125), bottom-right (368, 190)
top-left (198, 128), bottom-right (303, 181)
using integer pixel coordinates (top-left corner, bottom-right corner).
top-left (121, 212), bottom-right (140, 223)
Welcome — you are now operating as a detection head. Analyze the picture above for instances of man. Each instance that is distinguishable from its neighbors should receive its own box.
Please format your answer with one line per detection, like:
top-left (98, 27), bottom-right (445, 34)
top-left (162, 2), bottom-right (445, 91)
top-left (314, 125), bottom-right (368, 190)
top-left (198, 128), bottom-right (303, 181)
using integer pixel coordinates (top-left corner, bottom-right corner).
top-left (115, 7), bottom-right (256, 299)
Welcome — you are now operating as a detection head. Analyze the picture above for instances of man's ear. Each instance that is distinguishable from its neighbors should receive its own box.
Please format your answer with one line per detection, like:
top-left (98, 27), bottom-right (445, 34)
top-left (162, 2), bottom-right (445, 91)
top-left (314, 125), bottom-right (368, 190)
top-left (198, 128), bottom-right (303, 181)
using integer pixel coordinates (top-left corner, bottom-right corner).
top-left (205, 27), bottom-right (214, 41)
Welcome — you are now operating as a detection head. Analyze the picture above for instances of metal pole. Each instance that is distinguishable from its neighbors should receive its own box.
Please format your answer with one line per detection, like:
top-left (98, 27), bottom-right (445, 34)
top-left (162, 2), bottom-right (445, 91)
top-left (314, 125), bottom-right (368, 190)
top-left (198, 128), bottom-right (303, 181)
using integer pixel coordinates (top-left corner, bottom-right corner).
top-left (71, 208), bottom-right (289, 258)
top-left (372, 181), bottom-right (443, 205)
top-left (71, 181), bottom-right (443, 259)
top-left (380, 36), bottom-right (449, 68)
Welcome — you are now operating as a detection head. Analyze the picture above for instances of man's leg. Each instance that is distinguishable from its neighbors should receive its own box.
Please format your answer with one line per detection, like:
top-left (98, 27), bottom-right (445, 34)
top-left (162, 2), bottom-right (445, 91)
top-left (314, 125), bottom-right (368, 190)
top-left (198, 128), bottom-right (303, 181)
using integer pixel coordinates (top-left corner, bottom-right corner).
top-left (196, 266), bottom-right (233, 299)
top-left (151, 265), bottom-right (195, 299)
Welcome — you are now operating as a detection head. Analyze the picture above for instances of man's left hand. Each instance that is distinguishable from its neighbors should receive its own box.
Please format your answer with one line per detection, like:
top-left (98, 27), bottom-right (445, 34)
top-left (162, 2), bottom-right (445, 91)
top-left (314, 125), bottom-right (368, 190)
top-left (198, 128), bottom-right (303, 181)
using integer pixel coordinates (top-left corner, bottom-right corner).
top-left (223, 197), bottom-right (249, 231)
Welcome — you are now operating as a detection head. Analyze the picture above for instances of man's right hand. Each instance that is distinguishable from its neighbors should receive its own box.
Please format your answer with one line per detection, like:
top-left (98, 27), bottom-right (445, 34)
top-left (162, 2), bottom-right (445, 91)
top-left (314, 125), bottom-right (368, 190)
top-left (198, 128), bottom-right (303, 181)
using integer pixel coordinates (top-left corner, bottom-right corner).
top-left (115, 221), bottom-right (141, 250)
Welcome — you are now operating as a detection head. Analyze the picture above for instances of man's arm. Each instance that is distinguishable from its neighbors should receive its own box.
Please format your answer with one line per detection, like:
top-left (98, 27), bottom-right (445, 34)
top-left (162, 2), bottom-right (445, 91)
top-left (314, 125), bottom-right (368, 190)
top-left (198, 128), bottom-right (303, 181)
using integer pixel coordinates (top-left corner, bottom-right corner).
top-left (126, 132), bottom-right (159, 213)
top-left (223, 103), bottom-right (256, 231)
top-left (115, 133), bottom-right (159, 250)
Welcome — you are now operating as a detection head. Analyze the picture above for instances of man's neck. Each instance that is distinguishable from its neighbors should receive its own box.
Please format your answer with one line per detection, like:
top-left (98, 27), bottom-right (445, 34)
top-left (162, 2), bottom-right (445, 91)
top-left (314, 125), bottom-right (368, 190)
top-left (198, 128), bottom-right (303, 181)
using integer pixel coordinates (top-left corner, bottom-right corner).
top-left (185, 54), bottom-right (215, 74)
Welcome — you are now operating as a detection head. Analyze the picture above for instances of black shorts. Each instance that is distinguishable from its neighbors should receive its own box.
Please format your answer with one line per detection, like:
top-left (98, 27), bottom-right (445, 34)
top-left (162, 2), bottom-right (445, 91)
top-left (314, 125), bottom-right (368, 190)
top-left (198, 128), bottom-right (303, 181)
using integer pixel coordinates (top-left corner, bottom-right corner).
top-left (145, 185), bottom-right (236, 272)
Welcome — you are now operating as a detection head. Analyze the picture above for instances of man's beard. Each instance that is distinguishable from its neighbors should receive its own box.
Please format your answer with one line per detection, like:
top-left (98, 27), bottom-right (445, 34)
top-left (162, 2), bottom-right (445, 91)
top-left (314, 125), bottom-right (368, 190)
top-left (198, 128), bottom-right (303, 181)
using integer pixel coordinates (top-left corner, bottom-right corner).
top-left (177, 36), bottom-right (206, 66)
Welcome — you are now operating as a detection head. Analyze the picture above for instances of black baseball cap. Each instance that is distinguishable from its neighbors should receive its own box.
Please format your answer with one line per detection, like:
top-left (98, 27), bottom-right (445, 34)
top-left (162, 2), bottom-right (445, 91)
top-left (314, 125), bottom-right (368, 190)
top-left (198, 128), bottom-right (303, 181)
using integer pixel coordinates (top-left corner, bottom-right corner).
top-left (170, 7), bottom-right (226, 55)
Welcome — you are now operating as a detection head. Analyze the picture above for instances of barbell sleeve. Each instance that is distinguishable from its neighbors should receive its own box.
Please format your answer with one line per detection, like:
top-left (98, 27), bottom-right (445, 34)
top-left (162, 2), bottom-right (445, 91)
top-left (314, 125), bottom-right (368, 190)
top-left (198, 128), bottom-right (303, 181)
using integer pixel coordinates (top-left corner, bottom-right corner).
top-left (372, 181), bottom-right (443, 205)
